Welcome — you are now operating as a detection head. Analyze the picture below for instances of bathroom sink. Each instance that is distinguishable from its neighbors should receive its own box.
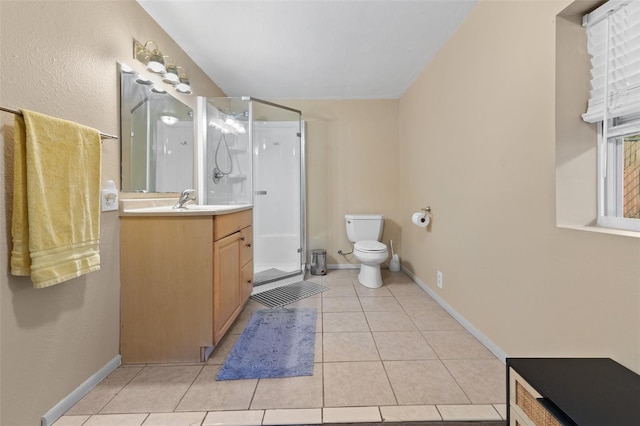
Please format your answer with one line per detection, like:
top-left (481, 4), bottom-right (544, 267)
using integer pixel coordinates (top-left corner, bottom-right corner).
top-left (120, 203), bottom-right (252, 216)
top-left (184, 204), bottom-right (248, 211)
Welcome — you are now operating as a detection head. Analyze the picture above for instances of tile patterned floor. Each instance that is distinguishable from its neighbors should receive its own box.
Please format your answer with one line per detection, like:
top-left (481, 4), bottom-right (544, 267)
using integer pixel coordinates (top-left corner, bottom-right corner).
top-left (55, 270), bottom-right (507, 425)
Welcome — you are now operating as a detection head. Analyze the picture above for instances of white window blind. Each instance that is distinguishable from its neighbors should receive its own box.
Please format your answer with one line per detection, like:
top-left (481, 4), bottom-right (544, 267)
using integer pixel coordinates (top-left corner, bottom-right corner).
top-left (582, 0), bottom-right (640, 123)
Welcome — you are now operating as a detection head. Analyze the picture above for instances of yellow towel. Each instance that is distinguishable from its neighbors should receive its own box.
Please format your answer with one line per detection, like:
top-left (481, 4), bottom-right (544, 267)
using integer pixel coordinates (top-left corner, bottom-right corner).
top-left (11, 110), bottom-right (102, 288)
top-left (11, 115), bottom-right (30, 275)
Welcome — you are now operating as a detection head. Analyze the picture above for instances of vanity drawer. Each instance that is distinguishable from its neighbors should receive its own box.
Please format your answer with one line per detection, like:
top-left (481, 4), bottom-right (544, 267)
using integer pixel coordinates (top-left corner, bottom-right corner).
top-left (213, 209), bottom-right (252, 241)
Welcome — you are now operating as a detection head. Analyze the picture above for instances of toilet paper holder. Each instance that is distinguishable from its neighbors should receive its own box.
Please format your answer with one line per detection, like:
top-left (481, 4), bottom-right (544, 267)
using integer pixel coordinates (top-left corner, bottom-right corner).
top-left (412, 207), bottom-right (432, 228)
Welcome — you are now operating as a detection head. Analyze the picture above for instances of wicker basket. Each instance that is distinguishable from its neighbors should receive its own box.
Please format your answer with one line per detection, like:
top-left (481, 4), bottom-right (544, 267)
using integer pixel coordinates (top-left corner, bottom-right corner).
top-left (515, 381), bottom-right (562, 426)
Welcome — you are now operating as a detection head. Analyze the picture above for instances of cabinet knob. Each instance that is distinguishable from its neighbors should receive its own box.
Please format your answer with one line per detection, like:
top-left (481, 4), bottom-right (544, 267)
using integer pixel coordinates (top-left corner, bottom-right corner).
top-left (247, 280), bottom-right (252, 284)
top-left (240, 236), bottom-right (245, 241)
top-left (247, 243), bottom-right (252, 247)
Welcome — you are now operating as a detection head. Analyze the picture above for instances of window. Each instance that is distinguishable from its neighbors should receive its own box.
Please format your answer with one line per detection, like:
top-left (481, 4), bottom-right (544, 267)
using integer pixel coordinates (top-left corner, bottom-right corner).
top-left (599, 116), bottom-right (640, 231)
top-left (583, 0), bottom-right (640, 232)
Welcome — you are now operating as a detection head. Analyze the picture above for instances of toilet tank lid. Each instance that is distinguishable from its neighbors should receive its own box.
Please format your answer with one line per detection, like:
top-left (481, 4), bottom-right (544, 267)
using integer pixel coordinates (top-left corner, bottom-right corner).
top-left (345, 214), bottom-right (384, 220)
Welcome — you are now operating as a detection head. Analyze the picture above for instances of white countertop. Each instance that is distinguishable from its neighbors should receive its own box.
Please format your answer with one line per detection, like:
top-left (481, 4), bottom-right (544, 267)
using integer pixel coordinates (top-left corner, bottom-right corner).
top-left (119, 198), bottom-right (252, 217)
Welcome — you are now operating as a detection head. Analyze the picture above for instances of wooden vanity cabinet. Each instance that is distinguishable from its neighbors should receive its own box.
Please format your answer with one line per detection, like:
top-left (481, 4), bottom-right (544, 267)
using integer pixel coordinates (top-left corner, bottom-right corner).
top-left (212, 209), bottom-right (253, 343)
top-left (120, 209), bottom-right (253, 364)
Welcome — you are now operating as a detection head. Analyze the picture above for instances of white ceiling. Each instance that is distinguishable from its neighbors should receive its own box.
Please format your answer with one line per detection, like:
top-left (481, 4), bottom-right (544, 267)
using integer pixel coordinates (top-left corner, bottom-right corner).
top-left (138, 0), bottom-right (477, 99)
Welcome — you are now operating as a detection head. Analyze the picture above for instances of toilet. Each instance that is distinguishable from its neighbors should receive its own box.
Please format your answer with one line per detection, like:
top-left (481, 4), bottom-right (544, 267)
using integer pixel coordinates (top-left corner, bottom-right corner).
top-left (345, 214), bottom-right (388, 288)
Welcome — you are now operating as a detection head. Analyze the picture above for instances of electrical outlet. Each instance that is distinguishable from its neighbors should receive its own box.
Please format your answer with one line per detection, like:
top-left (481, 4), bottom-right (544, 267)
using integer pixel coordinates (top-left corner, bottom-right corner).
top-left (101, 180), bottom-right (118, 212)
top-left (437, 270), bottom-right (443, 289)
top-left (101, 189), bottom-right (118, 212)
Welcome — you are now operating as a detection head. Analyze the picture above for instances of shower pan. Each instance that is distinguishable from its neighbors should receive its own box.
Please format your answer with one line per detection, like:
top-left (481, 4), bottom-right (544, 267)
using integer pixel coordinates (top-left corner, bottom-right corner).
top-left (198, 97), bottom-right (306, 288)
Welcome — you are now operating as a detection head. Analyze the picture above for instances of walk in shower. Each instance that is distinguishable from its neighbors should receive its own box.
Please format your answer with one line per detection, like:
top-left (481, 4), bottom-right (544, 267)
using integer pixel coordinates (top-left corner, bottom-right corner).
top-left (198, 97), bottom-right (305, 287)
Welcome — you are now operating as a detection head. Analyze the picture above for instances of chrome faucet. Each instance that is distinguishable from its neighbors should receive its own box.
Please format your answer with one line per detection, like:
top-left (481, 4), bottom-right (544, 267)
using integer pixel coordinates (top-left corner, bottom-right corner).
top-left (174, 189), bottom-right (196, 209)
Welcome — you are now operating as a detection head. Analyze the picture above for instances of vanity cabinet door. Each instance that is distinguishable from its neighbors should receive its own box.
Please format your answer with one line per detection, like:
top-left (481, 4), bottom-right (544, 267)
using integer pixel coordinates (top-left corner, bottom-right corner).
top-left (213, 231), bottom-right (242, 344)
top-left (239, 225), bottom-right (254, 303)
top-left (241, 260), bottom-right (254, 302)
top-left (120, 216), bottom-right (213, 364)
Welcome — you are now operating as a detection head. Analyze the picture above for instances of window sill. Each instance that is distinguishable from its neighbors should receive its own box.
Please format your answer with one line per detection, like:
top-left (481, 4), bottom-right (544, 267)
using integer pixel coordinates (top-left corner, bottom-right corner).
top-left (557, 223), bottom-right (640, 239)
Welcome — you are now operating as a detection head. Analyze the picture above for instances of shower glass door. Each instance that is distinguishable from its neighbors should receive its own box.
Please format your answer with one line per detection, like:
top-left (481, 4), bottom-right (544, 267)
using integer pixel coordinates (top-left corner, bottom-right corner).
top-left (203, 98), bottom-right (252, 205)
top-left (203, 97), bottom-right (305, 288)
top-left (250, 100), bottom-right (304, 285)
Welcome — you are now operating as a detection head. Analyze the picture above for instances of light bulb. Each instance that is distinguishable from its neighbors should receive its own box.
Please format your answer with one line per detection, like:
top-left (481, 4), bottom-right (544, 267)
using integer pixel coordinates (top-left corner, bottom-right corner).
top-left (135, 74), bottom-right (152, 85)
top-left (160, 115), bottom-right (179, 125)
top-left (163, 64), bottom-right (180, 85)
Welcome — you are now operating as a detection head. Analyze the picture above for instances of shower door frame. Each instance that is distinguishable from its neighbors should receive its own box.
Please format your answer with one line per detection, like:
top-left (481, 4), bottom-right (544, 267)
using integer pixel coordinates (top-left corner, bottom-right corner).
top-left (197, 97), bottom-right (307, 283)
top-left (247, 97), bottom-right (307, 283)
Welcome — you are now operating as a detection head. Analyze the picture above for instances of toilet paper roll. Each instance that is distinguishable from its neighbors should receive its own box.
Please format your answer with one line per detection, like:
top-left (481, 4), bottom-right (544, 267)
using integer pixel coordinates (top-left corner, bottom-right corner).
top-left (412, 212), bottom-right (430, 227)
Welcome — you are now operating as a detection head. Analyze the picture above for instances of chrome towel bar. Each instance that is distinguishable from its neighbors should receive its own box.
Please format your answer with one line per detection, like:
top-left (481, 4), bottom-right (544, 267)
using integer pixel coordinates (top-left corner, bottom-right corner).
top-left (0, 106), bottom-right (118, 140)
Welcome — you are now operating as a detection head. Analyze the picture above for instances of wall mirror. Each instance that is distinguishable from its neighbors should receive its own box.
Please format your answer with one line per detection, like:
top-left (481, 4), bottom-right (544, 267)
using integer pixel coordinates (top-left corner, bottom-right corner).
top-left (120, 63), bottom-right (195, 193)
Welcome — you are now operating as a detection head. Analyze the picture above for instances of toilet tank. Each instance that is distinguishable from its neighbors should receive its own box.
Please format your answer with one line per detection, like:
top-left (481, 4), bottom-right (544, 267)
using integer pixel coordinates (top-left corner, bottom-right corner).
top-left (345, 214), bottom-right (384, 242)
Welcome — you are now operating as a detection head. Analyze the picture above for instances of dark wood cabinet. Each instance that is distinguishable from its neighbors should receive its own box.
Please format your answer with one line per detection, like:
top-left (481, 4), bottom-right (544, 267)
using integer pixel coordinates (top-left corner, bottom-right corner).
top-left (507, 358), bottom-right (640, 426)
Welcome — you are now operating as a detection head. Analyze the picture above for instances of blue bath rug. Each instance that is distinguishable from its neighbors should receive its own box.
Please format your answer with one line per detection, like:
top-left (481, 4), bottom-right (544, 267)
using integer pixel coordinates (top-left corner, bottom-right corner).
top-left (216, 308), bottom-right (317, 381)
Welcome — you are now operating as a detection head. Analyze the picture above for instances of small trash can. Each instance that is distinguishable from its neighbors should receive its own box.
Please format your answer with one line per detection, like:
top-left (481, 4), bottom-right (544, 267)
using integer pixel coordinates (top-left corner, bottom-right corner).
top-left (310, 249), bottom-right (327, 275)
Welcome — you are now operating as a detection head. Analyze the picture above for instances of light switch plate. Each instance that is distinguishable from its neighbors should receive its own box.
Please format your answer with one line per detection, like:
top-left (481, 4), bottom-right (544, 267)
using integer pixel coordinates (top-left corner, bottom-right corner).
top-left (101, 190), bottom-right (118, 212)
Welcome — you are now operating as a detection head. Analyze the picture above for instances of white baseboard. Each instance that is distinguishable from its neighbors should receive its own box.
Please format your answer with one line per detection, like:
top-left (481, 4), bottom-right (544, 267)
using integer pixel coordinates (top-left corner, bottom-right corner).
top-left (327, 263), bottom-right (359, 270)
top-left (327, 264), bottom-right (398, 270)
top-left (401, 267), bottom-right (507, 363)
top-left (41, 355), bottom-right (121, 426)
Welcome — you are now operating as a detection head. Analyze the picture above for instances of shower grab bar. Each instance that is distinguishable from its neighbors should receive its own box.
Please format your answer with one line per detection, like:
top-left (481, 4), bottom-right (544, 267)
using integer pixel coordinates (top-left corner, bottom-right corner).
top-left (1, 106), bottom-right (118, 140)
top-left (255, 190), bottom-right (267, 195)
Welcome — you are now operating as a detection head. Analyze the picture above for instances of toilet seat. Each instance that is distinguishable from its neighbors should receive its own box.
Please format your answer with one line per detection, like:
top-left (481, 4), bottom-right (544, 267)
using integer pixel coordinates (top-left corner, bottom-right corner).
top-left (354, 240), bottom-right (387, 253)
top-left (353, 240), bottom-right (388, 289)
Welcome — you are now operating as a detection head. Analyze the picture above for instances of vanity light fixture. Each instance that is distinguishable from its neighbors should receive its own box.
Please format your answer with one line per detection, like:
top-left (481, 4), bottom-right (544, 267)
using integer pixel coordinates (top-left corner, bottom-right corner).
top-left (225, 117), bottom-right (246, 134)
top-left (160, 115), bottom-right (179, 125)
top-left (175, 66), bottom-right (192, 94)
top-left (151, 85), bottom-right (166, 94)
top-left (133, 40), bottom-right (192, 95)
top-left (134, 40), bottom-right (166, 74)
top-left (121, 63), bottom-right (135, 74)
top-left (135, 74), bottom-right (153, 85)
top-left (209, 117), bottom-right (246, 134)
top-left (162, 62), bottom-right (180, 85)
top-left (209, 119), bottom-right (232, 134)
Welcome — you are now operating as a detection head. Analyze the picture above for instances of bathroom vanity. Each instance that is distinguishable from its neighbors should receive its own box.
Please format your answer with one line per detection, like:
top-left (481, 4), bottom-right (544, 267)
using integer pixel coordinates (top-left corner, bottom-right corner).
top-left (119, 202), bottom-right (253, 363)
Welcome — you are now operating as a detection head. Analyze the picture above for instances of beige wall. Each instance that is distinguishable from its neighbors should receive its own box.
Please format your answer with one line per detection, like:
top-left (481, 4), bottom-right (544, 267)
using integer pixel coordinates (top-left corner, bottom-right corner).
top-left (0, 1), bottom-right (224, 424)
top-left (281, 100), bottom-right (402, 267)
top-left (555, 1), bottom-right (600, 227)
top-left (399, 0), bottom-right (640, 372)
